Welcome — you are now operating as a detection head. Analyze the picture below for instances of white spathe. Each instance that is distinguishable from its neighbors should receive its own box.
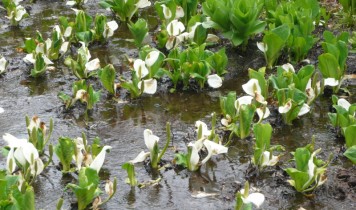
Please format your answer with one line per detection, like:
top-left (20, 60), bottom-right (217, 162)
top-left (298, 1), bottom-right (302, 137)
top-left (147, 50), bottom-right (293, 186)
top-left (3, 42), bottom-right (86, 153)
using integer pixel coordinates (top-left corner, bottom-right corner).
top-left (242, 79), bottom-right (264, 102)
top-left (89, 145), bottom-right (112, 173)
top-left (130, 151), bottom-right (150, 164)
top-left (64, 26), bottom-right (73, 38)
top-left (14, 6), bottom-right (27, 22)
top-left (144, 129), bottom-right (159, 152)
top-left (281, 63), bottom-right (295, 73)
top-left (240, 190), bottom-right (265, 208)
top-left (136, 0), bottom-right (151, 9)
top-left (134, 59), bottom-right (149, 79)
top-left (138, 78), bottom-right (157, 94)
top-left (3, 133), bottom-right (28, 148)
top-left (103, 20), bottom-right (119, 39)
top-left (161, 4), bottom-right (172, 19)
top-left (145, 51), bottom-right (160, 67)
top-left (338, 98), bottom-right (351, 111)
top-left (207, 74), bottom-right (222, 88)
top-left (27, 116), bottom-right (41, 131)
top-left (188, 142), bottom-right (200, 171)
top-left (175, 6), bottom-right (184, 19)
top-left (257, 42), bottom-right (267, 53)
top-left (23, 53), bottom-right (36, 64)
top-left (66, 1), bottom-right (77, 6)
top-left (201, 140), bottom-right (228, 164)
top-left (298, 103), bottom-right (310, 116)
top-left (75, 89), bottom-right (87, 100)
top-left (256, 107), bottom-right (270, 120)
top-left (278, 100), bottom-right (292, 114)
top-left (324, 78), bottom-right (339, 87)
top-left (195, 121), bottom-right (211, 138)
top-left (261, 151), bottom-right (279, 167)
top-left (0, 107), bottom-right (4, 114)
top-left (235, 96), bottom-right (253, 111)
top-left (85, 58), bottom-right (101, 71)
top-left (166, 20), bottom-right (185, 50)
top-left (0, 56), bottom-right (7, 73)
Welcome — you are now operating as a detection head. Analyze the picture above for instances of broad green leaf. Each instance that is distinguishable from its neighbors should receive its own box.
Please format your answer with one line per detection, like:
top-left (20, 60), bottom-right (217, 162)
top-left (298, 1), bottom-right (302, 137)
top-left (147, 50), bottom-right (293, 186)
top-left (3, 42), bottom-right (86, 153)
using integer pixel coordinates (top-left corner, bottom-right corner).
top-left (98, 64), bottom-right (116, 94)
top-left (345, 125), bottom-right (356, 148)
top-left (344, 145), bottom-right (356, 164)
top-left (54, 137), bottom-right (75, 172)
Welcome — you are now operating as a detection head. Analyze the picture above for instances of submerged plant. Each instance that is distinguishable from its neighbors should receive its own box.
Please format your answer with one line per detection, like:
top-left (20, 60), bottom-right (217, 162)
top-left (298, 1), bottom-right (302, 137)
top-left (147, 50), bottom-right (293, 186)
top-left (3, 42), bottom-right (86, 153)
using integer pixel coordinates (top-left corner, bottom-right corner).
top-left (285, 138), bottom-right (331, 194)
top-left (235, 181), bottom-right (265, 210)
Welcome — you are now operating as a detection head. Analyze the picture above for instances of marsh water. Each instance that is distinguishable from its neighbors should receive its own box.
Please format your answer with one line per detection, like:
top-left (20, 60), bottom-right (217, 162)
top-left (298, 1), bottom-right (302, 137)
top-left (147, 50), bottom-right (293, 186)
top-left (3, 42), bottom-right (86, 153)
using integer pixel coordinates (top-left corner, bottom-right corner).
top-left (0, 1), bottom-right (355, 209)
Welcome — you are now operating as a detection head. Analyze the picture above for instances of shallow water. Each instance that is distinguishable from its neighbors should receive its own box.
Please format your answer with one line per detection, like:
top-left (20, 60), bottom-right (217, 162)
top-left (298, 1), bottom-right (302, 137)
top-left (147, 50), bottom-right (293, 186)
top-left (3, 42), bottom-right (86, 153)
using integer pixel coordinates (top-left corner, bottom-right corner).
top-left (0, 1), bottom-right (355, 210)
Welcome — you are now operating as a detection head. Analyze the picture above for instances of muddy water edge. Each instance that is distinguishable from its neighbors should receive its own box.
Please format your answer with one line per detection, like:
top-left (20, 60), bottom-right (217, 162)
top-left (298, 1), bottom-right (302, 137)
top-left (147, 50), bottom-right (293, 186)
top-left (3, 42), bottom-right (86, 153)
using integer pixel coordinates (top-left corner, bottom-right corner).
top-left (0, 1), bottom-right (355, 209)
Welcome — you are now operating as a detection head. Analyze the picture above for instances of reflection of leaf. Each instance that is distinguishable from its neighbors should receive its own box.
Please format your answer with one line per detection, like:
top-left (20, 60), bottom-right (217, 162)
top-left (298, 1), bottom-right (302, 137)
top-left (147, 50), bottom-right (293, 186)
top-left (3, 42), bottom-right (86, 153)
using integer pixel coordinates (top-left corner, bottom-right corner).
top-left (344, 145), bottom-right (356, 164)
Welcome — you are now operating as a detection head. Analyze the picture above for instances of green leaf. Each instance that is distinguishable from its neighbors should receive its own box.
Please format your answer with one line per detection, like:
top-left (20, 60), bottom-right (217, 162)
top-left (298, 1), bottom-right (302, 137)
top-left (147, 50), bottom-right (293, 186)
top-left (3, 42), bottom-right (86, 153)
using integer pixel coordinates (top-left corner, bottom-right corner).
top-left (174, 153), bottom-right (188, 168)
top-left (344, 145), bottom-right (356, 164)
top-left (238, 104), bottom-right (256, 139)
top-left (98, 64), bottom-right (116, 94)
top-left (345, 125), bottom-right (356, 148)
top-left (253, 123), bottom-right (272, 166)
top-left (128, 18), bottom-right (148, 48)
top-left (54, 137), bottom-right (75, 172)
top-left (122, 162), bottom-right (137, 186)
top-left (11, 184), bottom-right (35, 210)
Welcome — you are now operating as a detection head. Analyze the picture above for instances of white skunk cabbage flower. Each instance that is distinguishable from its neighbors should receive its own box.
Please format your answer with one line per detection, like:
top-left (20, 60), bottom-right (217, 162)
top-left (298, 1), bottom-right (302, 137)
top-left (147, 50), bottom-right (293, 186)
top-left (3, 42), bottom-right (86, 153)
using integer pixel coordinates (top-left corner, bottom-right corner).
top-left (166, 20), bottom-right (185, 50)
top-left (136, 0), bottom-right (151, 9)
top-left (257, 42), bottom-right (267, 53)
top-left (324, 78), bottom-right (339, 87)
top-left (281, 63), bottom-right (295, 73)
top-left (195, 121), bottom-right (211, 138)
top-left (144, 129), bottom-right (159, 152)
top-left (138, 78), bottom-right (158, 94)
top-left (278, 100), bottom-right (292, 114)
top-left (0, 56), bottom-right (8, 74)
top-left (207, 74), bottom-right (222, 88)
top-left (242, 79), bottom-right (265, 103)
top-left (145, 51), bottom-right (160, 67)
top-left (3, 133), bottom-right (28, 148)
top-left (338, 98), bottom-right (351, 111)
top-left (298, 103), bottom-right (310, 116)
top-left (89, 145), bottom-right (112, 173)
top-left (235, 96), bottom-right (254, 112)
top-left (134, 59), bottom-right (149, 79)
top-left (188, 142), bottom-right (200, 171)
top-left (103, 21), bottom-right (119, 39)
top-left (201, 140), bottom-right (228, 164)
top-left (161, 4), bottom-right (172, 19)
top-left (6, 5), bottom-right (27, 22)
top-left (130, 151), bottom-right (150, 164)
top-left (240, 189), bottom-right (265, 208)
top-left (261, 151), bottom-right (279, 167)
top-left (256, 106), bottom-right (270, 120)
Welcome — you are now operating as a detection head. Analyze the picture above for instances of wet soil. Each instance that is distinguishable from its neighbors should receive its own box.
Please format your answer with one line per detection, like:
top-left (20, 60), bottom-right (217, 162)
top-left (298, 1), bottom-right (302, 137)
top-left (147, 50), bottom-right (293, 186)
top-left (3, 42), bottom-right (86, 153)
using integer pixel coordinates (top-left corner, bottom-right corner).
top-left (0, 0), bottom-right (355, 209)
